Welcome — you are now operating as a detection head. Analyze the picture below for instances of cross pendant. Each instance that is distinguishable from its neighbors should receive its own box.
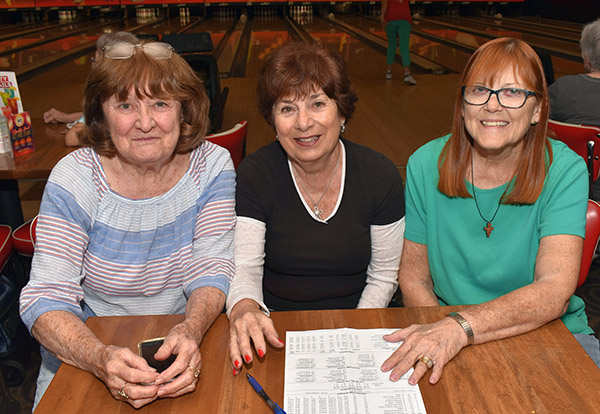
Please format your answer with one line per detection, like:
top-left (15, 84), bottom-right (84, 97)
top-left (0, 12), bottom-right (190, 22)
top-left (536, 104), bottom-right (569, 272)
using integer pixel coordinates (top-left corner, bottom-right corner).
top-left (313, 205), bottom-right (323, 219)
top-left (484, 222), bottom-right (494, 238)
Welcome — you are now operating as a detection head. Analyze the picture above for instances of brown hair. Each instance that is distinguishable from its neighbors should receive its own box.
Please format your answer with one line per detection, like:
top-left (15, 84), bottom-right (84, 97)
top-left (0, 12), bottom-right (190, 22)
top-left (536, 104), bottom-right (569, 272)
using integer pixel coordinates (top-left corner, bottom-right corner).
top-left (79, 41), bottom-right (210, 157)
top-left (256, 41), bottom-right (358, 126)
top-left (438, 37), bottom-right (551, 204)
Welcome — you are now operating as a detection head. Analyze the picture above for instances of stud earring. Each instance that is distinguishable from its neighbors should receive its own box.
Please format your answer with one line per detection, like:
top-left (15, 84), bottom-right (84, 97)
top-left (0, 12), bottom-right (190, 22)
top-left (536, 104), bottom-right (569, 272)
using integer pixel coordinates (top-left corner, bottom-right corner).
top-left (340, 123), bottom-right (346, 134)
top-left (275, 134), bottom-right (279, 140)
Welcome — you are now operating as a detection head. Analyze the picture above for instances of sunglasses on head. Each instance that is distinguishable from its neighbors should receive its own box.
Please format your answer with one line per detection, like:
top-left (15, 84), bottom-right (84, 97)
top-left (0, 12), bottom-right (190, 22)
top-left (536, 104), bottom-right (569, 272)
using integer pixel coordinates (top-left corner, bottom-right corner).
top-left (102, 42), bottom-right (174, 60)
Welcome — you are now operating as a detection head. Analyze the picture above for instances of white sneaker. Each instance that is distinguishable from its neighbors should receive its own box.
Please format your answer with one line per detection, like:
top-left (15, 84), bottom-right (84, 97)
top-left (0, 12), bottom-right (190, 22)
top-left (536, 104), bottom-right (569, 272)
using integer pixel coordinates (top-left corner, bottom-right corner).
top-left (404, 74), bottom-right (417, 85)
top-left (385, 71), bottom-right (392, 80)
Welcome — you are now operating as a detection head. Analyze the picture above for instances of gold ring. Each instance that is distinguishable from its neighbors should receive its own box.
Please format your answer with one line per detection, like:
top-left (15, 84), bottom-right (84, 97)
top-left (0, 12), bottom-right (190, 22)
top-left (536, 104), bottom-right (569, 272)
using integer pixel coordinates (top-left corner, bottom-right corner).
top-left (189, 364), bottom-right (200, 379)
top-left (419, 356), bottom-right (434, 369)
top-left (117, 382), bottom-right (129, 399)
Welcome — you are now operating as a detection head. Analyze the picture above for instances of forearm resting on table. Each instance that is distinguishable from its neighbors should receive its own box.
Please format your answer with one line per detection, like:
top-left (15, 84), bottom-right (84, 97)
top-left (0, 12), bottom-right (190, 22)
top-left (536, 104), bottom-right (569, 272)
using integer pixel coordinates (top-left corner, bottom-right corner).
top-left (460, 280), bottom-right (572, 344)
top-left (401, 235), bottom-right (581, 345)
top-left (31, 310), bottom-right (107, 376)
top-left (458, 234), bottom-right (580, 344)
top-left (184, 287), bottom-right (226, 344)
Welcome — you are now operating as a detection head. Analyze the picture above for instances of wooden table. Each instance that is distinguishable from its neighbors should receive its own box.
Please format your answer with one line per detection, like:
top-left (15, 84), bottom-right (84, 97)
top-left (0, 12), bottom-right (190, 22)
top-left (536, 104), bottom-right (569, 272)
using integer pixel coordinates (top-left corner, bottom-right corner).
top-left (0, 117), bottom-right (74, 181)
top-left (0, 116), bottom-right (74, 227)
top-left (35, 307), bottom-right (600, 413)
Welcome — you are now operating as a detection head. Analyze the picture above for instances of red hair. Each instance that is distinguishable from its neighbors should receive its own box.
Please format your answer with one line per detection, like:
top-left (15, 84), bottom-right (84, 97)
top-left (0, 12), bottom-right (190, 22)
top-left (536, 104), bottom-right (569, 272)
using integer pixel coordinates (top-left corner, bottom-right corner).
top-left (438, 37), bottom-right (552, 204)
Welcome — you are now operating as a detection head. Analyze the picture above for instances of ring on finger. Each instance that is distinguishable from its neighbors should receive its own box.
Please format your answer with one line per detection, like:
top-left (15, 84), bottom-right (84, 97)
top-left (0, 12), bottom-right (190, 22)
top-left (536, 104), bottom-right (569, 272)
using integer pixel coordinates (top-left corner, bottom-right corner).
top-left (117, 382), bottom-right (129, 400)
top-left (419, 356), bottom-right (434, 369)
top-left (189, 364), bottom-right (200, 379)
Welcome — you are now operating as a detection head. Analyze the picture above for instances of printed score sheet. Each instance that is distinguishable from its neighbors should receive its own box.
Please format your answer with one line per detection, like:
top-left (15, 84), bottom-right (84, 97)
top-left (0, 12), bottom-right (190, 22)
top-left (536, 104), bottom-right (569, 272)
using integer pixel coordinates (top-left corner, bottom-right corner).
top-left (284, 328), bottom-right (427, 414)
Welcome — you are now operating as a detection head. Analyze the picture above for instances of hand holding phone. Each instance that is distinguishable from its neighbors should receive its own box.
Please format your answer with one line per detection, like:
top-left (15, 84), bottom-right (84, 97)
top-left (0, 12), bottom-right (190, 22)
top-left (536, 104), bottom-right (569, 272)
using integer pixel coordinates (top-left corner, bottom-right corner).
top-left (138, 337), bottom-right (177, 373)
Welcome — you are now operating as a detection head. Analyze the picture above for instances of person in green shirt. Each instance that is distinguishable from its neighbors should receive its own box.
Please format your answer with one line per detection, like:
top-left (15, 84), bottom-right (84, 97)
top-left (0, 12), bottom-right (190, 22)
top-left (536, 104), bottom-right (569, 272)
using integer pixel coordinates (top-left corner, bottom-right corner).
top-left (380, 37), bottom-right (599, 386)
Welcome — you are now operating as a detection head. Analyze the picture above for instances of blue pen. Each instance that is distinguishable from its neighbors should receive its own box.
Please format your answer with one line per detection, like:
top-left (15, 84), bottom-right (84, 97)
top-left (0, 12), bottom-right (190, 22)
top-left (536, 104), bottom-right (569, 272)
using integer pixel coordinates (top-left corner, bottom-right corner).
top-left (246, 374), bottom-right (287, 414)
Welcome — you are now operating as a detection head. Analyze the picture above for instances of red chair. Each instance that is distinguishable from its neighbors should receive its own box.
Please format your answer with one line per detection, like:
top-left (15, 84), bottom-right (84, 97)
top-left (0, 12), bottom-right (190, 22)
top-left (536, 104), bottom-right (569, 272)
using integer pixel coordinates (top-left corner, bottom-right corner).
top-left (11, 216), bottom-right (37, 257)
top-left (548, 120), bottom-right (600, 198)
top-left (0, 225), bottom-right (13, 273)
top-left (205, 121), bottom-right (247, 170)
top-left (579, 200), bottom-right (600, 287)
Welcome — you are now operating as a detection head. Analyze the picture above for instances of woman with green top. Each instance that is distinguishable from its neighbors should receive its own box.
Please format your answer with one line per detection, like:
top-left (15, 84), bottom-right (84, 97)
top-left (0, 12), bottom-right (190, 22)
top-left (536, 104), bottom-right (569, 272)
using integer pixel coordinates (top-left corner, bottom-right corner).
top-left (380, 37), bottom-right (599, 386)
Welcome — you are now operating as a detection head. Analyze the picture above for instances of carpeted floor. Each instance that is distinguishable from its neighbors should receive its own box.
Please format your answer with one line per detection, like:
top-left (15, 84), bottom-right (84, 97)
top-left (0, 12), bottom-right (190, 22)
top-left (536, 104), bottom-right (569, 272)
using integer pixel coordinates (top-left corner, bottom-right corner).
top-left (4, 261), bottom-right (600, 413)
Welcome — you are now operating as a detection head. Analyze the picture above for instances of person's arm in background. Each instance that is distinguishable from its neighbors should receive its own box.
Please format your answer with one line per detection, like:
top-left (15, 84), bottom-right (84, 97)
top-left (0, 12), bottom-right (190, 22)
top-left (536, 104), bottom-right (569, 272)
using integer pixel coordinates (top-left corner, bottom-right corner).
top-left (44, 108), bottom-right (83, 124)
top-left (65, 122), bottom-right (84, 146)
top-left (380, 0), bottom-right (389, 28)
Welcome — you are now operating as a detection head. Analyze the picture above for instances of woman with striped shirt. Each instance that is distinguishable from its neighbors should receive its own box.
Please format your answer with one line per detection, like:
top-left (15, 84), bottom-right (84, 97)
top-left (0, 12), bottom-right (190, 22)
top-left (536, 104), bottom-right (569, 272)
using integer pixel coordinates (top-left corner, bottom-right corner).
top-left (19, 41), bottom-right (236, 409)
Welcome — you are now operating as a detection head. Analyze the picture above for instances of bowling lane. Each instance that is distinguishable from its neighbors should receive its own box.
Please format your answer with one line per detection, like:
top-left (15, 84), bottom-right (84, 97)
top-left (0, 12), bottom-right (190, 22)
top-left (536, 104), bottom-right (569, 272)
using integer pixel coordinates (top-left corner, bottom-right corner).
top-left (421, 16), bottom-right (580, 60)
top-left (462, 16), bottom-right (580, 42)
top-left (133, 15), bottom-right (198, 37)
top-left (339, 14), bottom-right (470, 74)
top-left (284, 16), bottom-right (391, 77)
top-left (2, 19), bottom-right (142, 73)
top-left (508, 15), bottom-right (583, 33)
top-left (413, 16), bottom-right (583, 78)
top-left (0, 19), bottom-right (126, 54)
top-left (0, 20), bottom-right (60, 39)
top-left (244, 17), bottom-right (293, 78)
top-left (183, 15), bottom-right (239, 48)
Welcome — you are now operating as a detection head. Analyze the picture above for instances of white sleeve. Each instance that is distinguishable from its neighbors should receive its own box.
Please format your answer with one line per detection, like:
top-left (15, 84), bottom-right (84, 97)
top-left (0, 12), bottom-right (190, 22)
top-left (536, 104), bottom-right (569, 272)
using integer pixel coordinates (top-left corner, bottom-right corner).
top-left (357, 217), bottom-right (405, 309)
top-left (225, 216), bottom-right (270, 318)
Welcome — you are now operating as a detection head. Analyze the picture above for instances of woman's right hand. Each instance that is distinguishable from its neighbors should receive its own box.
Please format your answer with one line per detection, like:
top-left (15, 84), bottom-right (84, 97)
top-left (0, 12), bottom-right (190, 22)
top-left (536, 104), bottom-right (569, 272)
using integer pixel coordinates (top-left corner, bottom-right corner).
top-left (98, 344), bottom-right (161, 409)
top-left (228, 298), bottom-right (284, 374)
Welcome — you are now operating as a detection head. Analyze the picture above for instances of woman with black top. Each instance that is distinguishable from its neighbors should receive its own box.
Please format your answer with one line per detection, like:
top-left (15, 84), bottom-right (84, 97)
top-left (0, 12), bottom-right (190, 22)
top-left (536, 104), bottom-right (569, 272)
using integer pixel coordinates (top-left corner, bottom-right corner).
top-left (226, 41), bottom-right (405, 374)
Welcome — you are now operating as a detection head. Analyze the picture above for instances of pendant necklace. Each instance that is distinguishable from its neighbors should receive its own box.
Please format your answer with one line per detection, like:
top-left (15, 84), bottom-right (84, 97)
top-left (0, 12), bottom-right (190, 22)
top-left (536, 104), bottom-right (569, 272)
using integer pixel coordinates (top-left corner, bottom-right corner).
top-left (470, 153), bottom-right (505, 238)
top-left (292, 148), bottom-right (341, 220)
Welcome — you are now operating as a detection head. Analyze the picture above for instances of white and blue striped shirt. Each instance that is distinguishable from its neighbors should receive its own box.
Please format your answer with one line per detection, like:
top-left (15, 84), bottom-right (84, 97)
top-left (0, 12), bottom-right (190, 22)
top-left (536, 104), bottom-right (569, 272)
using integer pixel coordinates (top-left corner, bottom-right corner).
top-left (20, 141), bottom-right (235, 330)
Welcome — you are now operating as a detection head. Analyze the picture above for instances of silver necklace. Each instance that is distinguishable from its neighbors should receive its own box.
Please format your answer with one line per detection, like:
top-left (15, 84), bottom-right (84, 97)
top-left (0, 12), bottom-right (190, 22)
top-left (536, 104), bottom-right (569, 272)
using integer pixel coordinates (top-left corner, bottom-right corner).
top-left (292, 148), bottom-right (341, 220)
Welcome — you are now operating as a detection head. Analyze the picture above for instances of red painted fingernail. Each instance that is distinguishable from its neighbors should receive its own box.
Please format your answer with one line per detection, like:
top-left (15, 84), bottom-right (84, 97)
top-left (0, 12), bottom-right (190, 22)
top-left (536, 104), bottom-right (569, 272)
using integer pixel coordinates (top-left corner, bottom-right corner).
top-left (258, 349), bottom-right (265, 358)
top-left (233, 368), bottom-right (237, 376)
top-left (244, 355), bottom-right (251, 363)
top-left (278, 339), bottom-right (284, 344)
top-left (234, 360), bottom-right (240, 369)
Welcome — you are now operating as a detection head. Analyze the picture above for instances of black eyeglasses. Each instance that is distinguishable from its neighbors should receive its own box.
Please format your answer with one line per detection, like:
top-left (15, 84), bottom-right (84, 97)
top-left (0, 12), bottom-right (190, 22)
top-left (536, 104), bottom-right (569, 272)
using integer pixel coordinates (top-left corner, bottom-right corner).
top-left (103, 42), bottom-right (174, 60)
top-left (462, 85), bottom-right (537, 109)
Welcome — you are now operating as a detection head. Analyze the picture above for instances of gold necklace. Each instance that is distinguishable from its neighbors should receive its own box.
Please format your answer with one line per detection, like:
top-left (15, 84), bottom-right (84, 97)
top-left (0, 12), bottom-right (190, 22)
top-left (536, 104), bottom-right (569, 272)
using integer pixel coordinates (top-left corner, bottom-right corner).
top-left (292, 149), bottom-right (341, 220)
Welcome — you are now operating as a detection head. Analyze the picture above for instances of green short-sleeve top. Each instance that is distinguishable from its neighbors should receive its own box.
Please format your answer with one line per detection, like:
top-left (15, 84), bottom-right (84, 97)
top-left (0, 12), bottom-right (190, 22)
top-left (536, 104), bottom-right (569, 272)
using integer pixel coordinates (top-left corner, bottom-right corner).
top-left (404, 135), bottom-right (592, 334)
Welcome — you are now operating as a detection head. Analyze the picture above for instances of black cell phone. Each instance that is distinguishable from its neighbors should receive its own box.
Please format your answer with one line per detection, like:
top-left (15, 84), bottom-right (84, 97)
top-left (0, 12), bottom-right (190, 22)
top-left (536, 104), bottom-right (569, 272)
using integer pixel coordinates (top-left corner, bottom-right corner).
top-left (137, 337), bottom-right (177, 373)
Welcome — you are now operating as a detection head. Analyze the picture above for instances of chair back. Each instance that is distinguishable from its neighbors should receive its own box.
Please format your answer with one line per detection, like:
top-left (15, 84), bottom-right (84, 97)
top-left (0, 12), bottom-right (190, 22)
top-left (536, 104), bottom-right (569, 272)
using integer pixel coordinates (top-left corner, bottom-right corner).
top-left (162, 33), bottom-right (213, 53)
top-left (30, 216), bottom-right (38, 245)
top-left (580, 200), bottom-right (600, 287)
top-left (0, 225), bottom-right (13, 272)
top-left (205, 121), bottom-right (247, 170)
top-left (181, 54), bottom-right (229, 134)
top-left (11, 219), bottom-right (36, 257)
top-left (548, 120), bottom-right (600, 198)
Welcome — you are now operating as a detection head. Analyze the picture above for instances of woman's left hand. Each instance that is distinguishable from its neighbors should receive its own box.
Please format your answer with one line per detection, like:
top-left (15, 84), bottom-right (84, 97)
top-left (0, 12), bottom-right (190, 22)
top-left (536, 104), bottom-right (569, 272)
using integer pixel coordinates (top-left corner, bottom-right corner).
top-left (380, 317), bottom-right (467, 385)
top-left (152, 321), bottom-right (203, 398)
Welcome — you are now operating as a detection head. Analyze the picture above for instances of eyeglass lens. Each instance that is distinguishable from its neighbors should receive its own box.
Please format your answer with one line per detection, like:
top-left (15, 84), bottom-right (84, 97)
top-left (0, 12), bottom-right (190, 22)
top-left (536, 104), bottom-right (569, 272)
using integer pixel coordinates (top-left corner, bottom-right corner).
top-left (463, 86), bottom-right (530, 108)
